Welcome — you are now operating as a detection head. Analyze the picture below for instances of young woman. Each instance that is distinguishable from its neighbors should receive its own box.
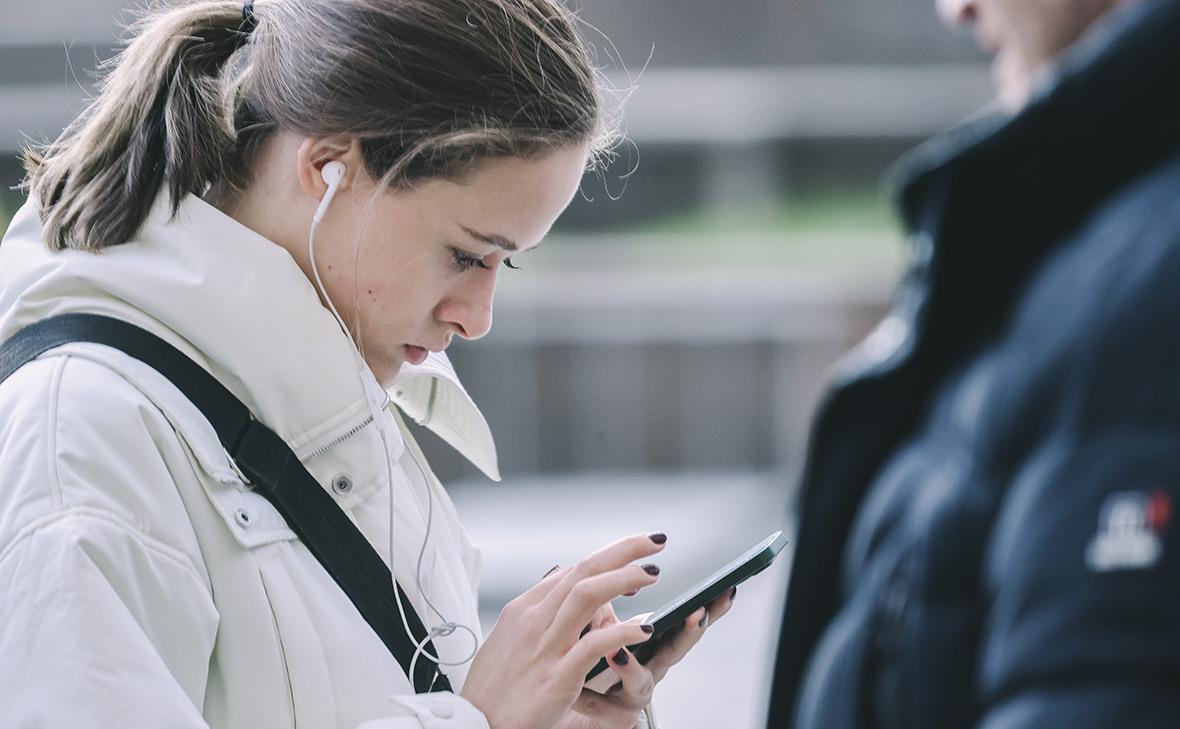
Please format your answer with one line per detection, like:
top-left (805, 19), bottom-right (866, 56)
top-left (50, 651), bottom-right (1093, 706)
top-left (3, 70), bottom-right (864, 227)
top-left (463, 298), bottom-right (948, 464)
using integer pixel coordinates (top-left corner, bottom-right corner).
top-left (0, 1), bottom-right (734, 728)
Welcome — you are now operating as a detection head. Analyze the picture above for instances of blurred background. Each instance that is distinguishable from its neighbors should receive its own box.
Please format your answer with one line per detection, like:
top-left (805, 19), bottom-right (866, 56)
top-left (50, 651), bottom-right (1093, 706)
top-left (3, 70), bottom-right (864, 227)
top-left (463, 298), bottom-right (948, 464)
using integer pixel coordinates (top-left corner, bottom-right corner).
top-left (0, 2), bottom-right (990, 726)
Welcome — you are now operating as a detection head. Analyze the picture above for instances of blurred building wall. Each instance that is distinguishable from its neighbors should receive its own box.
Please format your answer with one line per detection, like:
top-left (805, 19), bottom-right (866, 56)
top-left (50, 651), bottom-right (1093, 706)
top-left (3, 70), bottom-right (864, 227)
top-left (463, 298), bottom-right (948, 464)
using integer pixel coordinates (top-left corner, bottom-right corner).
top-left (0, 0), bottom-right (989, 206)
top-left (575, 0), bottom-right (981, 66)
top-left (0, 0), bottom-right (989, 482)
top-left (410, 270), bottom-right (891, 482)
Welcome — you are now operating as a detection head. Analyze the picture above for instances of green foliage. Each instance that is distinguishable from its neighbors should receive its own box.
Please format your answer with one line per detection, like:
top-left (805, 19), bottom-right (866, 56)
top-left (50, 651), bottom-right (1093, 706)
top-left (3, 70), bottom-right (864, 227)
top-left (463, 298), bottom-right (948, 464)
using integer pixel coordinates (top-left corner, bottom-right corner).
top-left (532, 188), bottom-right (906, 278)
top-left (636, 187), bottom-right (898, 236)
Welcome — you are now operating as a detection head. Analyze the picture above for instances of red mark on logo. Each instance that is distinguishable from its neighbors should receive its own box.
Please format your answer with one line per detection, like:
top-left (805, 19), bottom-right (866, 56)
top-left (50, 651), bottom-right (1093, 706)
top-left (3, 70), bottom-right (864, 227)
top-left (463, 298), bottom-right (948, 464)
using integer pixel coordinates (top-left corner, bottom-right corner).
top-left (1145, 489), bottom-right (1172, 533)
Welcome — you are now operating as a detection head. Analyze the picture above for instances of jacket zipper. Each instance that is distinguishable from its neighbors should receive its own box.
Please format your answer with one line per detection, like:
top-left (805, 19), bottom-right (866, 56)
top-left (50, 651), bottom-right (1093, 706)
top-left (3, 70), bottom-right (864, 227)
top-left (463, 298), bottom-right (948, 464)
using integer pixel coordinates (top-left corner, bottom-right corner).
top-left (303, 396), bottom-right (391, 462)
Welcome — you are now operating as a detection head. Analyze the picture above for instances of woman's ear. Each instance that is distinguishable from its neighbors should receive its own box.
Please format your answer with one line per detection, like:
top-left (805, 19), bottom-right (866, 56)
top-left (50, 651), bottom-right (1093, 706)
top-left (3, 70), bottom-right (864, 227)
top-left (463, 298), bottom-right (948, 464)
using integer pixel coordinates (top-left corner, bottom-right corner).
top-left (294, 136), bottom-right (363, 201)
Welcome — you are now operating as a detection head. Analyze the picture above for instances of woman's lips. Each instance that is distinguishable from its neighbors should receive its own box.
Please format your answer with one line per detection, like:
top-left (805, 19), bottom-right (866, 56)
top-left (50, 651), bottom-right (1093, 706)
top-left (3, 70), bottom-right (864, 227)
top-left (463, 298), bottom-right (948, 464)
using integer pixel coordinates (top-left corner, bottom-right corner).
top-left (404, 345), bottom-right (429, 365)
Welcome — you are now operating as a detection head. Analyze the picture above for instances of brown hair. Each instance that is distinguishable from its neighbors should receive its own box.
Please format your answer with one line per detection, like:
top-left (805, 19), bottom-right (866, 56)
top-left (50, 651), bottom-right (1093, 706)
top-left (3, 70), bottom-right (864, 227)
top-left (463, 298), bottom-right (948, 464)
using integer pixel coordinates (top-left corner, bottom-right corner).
top-left (22, 0), bottom-right (613, 252)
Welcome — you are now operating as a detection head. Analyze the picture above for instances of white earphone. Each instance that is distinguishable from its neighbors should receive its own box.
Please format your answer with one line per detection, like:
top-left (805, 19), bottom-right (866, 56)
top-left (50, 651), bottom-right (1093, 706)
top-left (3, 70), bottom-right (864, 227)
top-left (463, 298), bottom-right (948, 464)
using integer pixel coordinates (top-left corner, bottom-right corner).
top-left (308, 160), bottom-right (387, 422)
top-left (313, 160), bottom-right (346, 224)
top-left (305, 160), bottom-right (479, 684)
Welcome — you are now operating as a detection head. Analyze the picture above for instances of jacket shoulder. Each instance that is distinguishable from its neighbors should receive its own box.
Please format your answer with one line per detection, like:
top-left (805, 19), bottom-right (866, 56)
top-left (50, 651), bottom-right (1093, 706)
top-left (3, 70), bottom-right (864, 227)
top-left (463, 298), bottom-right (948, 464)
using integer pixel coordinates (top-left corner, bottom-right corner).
top-left (999, 156), bottom-right (1180, 426)
top-left (0, 354), bottom-right (206, 572)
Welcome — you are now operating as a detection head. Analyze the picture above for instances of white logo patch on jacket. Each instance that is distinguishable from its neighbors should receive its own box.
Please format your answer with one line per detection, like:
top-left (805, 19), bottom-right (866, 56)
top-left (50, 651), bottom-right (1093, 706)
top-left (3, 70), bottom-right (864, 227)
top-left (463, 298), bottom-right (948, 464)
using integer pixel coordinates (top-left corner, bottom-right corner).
top-left (1085, 490), bottom-right (1171, 572)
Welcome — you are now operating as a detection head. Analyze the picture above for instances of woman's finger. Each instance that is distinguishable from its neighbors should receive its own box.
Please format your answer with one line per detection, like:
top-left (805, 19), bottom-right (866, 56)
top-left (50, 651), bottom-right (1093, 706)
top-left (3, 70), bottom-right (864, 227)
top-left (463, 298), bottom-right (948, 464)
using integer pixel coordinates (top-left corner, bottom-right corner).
top-left (604, 647), bottom-right (655, 708)
top-left (702, 587), bottom-right (736, 626)
top-left (571, 685), bottom-right (643, 724)
top-left (533, 564), bottom-right (566, 595)
top-left (570, 647), bottom-right (654, 722)
top-left (589, 601), bottom-right (622, 634)
top-left (643, 607), bottom-right (710, 682)
top-left (644, 588), bottom-right (738, 681)
top-left (546, 563), bottom-right (660, 647)
top-left (537, 533), bottom-right (667, 616)
top-left (495, 563), bottom-right (571, 615)
top-left (572, 687), bottom-right (613, 718)
top-left (562, 621), bottom-right (653, 683)
top-left (709, 586), bottom-right (737, 619)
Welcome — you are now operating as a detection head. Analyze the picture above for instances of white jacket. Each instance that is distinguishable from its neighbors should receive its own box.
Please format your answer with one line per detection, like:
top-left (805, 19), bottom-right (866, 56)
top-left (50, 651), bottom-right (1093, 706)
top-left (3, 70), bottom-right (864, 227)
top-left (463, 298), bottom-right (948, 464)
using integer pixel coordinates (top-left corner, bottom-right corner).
top-left (0, 193), bottom-right (503, 728)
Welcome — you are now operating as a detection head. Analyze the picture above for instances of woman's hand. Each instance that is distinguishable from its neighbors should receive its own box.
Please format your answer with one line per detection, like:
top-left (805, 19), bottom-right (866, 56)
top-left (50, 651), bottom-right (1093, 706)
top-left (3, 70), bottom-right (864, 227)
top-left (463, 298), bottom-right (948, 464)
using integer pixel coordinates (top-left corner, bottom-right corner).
top-left (460, 533), bottom-right (666, 729)
top-left (557, 587), bottom-right (738, 729)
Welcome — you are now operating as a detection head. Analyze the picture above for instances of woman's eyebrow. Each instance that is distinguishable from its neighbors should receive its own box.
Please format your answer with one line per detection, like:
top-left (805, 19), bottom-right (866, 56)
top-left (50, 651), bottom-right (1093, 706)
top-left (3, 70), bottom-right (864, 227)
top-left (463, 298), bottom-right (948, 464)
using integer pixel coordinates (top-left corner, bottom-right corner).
top-left (461, 225), bottom-right (518, 251)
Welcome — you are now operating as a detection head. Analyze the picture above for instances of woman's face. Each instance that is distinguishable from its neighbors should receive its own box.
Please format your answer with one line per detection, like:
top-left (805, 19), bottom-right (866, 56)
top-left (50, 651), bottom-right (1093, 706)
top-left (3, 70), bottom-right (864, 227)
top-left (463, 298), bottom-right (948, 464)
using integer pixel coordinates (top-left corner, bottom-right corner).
top-left (298, 144), bottom-right (589, 385)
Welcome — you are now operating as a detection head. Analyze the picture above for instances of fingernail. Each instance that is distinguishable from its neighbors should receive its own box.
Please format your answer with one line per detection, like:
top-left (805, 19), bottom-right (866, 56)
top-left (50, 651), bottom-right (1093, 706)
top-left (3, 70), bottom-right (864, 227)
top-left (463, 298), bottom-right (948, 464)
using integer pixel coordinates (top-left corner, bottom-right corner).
top-left (649, 532), bottom-right (667, 545)
top-left (613, 648), bottom-right (629, 665)
top-left (730, 586), bottom-right (737, 601)
top-left (640, 624), bottom-right (655, 635)
top-left (699, 612), bottom-right (710, 629)
top-left (543, 565), bottom-right (560, 579)
top-left (642, 563), bottom-right (660, 576)
top-left (580, 622), bottom-right (592, 639)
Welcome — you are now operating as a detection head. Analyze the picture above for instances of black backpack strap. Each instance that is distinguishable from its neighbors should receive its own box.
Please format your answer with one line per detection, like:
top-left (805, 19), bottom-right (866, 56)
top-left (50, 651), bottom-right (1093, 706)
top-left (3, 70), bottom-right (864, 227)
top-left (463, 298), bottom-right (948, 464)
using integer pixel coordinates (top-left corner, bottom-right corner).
top-left (0, 313), bottom-right (452, 694)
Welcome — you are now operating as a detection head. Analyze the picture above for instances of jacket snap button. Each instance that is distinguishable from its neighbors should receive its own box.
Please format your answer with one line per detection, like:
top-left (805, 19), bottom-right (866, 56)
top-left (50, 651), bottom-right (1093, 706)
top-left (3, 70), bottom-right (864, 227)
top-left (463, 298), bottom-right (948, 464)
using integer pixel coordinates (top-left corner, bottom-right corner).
top-left (430, 702), bottom-right (454, 719)
top-left (332, 474), bottom-right (353, 495)
top-left (233, 508), bottom-right (252, 527)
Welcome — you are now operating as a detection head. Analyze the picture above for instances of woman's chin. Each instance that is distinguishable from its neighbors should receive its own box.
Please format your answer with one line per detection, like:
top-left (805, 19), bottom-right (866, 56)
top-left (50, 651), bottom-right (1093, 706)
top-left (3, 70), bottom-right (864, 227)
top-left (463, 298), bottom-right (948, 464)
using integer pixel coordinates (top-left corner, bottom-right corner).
top-left (361, 355), bottom-right (403, 389)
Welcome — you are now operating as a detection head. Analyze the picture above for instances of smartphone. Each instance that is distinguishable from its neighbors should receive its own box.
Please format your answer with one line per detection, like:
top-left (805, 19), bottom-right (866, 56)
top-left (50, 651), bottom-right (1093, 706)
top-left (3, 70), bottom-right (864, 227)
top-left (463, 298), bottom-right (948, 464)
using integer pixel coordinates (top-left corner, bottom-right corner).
top-left (585, 530), bottom-right (789, 682)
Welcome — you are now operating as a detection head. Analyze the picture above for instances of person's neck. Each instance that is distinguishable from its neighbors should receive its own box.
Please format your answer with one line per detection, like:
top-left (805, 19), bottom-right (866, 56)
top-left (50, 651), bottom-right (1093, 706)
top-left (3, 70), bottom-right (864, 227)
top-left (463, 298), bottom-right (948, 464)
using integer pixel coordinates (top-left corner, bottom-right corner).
top-left (206, 135), bottom-right (311, 266)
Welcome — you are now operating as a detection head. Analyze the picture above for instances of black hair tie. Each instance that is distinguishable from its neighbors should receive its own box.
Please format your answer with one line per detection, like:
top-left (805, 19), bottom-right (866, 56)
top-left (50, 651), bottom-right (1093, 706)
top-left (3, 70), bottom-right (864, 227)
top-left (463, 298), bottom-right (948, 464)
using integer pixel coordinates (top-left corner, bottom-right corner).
top-left (241, 0), bottom-right (259, 34)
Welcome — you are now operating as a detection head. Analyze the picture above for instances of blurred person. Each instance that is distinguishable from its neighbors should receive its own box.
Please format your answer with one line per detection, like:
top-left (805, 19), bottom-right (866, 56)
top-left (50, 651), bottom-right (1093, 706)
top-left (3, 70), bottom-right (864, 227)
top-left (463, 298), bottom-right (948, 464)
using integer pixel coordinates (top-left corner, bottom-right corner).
top-left (768, 0), bottom-right (1180, 726)
top-left (0, 1), bottom-right (734, 728)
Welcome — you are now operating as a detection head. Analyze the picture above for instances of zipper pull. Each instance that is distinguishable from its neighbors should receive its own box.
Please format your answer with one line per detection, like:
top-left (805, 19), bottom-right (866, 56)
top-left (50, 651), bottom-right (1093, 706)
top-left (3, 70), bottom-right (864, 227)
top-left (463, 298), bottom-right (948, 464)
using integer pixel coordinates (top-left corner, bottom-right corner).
top-left (359, 366), bottom-right (389, 434)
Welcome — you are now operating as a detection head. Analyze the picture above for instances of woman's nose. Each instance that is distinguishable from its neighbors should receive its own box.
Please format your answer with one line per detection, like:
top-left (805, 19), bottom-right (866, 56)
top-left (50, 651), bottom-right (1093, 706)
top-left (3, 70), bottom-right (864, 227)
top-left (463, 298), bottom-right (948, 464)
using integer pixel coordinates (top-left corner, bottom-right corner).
top-left (936, 0), bottom-right (977, 26)
top-left (437, 277), bottom-right (495, 341)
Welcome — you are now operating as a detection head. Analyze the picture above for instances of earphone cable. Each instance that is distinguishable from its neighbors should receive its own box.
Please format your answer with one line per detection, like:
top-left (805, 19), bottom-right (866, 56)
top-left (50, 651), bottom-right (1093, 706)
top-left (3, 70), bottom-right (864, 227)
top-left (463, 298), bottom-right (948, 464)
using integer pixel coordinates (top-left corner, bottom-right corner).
top-left (308, 196), bottom-right (477, 681)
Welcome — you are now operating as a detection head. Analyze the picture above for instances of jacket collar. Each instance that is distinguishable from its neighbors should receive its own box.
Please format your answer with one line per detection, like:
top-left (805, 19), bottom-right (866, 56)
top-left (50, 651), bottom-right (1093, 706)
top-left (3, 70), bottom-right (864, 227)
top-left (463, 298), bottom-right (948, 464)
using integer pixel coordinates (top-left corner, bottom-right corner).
top-left (892, 0), bottom-right (1180, 255)
top-left (0, 192), bottom-right (499, 479)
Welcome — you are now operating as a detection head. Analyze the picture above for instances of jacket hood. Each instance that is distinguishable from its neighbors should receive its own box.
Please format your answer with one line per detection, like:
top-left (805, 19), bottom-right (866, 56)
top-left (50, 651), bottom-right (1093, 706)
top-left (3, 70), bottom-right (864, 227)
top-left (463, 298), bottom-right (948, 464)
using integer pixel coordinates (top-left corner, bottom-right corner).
top-left (0, 192), bottom-right (500, 479)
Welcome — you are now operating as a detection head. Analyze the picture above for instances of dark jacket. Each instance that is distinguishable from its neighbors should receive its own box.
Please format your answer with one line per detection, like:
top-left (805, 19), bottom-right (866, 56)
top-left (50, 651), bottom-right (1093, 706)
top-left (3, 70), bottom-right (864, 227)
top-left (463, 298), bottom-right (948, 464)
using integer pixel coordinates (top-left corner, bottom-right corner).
top-left (767, 1), bottom-right (1180, 727)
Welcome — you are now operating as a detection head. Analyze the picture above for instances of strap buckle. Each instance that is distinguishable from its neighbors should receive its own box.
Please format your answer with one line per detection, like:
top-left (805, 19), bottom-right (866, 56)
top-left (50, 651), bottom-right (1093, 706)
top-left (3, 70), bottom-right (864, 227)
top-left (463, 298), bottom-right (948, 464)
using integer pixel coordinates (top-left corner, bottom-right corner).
top-left (223, 447), bottom-right (252, 486)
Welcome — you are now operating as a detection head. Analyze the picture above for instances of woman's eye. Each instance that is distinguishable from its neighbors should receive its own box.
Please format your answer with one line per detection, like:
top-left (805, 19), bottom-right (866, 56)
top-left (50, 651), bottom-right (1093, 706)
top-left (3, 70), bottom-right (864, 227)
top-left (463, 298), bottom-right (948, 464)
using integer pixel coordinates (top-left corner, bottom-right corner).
top-left (451, 249), bottom-right (489, 272)
top-left (451, 248), bottom-right (523, 272)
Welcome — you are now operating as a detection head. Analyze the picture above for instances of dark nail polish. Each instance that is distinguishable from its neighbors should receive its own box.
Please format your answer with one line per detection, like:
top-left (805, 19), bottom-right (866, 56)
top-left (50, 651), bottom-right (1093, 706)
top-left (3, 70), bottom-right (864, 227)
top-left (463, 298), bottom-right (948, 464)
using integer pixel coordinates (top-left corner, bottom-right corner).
top-left (730, 586), bottom-right (737, 601)
top-left (699, 613), bottom-right (710, 628)
top-left (648, 532), bottom-right (667, 545)
top-left (640, 624), bottom-right (655, 635)
top-left (580, 622), bottom-right (592, 639)
top-left (543, 564), bottom-right (560, 579)
top-left (613, 648), bottom-right (629, 666)
top-left (642, 563), bottom-right (660, 576)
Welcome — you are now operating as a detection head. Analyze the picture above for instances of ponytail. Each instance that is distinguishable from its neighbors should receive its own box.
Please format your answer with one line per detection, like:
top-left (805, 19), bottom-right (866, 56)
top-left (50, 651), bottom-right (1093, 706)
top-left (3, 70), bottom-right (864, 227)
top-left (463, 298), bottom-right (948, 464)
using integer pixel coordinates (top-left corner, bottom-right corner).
top-left (21, 0), bottom-right (612, 252)
top-left (22, 1), bottom-right (252, 251)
